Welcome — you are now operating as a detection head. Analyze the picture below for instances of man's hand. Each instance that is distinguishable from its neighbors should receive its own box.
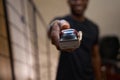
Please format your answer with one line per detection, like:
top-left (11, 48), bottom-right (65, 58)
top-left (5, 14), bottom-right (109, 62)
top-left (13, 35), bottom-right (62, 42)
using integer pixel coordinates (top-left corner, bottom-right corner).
top-left (50, 20), bottom-right (61, 50)
top-left (49, 20), bottom-right (77, 52)
top-left (48, 20), bottom-right (82, 52)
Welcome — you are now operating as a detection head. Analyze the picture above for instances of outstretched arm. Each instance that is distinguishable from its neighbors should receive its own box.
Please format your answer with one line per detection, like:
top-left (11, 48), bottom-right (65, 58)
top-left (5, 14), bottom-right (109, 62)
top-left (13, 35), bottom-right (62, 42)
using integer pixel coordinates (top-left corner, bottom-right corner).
top-left (48, 20), bottom-right (70, 50)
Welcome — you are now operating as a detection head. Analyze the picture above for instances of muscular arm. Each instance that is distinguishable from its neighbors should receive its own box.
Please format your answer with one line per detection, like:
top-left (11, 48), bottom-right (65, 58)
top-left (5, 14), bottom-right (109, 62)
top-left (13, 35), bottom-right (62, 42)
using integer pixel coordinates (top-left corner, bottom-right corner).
top-left (92, 44), bottom-right (102, 80)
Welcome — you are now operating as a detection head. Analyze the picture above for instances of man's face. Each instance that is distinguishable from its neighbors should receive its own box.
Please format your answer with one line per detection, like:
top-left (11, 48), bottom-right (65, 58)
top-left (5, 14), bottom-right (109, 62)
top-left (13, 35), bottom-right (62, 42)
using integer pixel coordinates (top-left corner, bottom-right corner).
top-left (68, 0), bottom-right (89, 16)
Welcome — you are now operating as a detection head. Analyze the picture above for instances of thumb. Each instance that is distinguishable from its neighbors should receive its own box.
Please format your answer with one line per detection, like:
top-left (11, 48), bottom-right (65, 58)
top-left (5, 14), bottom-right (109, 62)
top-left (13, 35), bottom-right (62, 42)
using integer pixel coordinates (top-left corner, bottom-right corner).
top-left (59, 20), bottom-right (70, 30)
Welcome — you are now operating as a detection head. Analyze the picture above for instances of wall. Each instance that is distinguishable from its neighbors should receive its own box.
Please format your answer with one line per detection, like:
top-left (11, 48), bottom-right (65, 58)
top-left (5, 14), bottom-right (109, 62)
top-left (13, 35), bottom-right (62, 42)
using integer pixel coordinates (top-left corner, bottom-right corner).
top-left (0, 0), bottom-right (12, 79)
top-left (34, 0), bottom-right (120, 38)
top-left (0, 0), bottom-right (52, 80)
top-left (6, 0), bottom-right (38, 79)
top-left (2, 0), bottom-right (60, 80)
top-left (86, 0), bottom-right (120, 38)
top-left (1, 0), bottom-right (59, 80)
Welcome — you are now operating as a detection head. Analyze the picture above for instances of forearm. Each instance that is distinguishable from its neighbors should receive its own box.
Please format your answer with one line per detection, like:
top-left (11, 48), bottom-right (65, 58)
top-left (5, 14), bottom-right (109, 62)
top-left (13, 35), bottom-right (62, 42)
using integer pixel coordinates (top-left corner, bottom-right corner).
top-left (92, 45), bottom-right (102, 80)
top-left (48, 19), bottom-right (70, 50)
top-left (92, 55), bottom-right (102, 80)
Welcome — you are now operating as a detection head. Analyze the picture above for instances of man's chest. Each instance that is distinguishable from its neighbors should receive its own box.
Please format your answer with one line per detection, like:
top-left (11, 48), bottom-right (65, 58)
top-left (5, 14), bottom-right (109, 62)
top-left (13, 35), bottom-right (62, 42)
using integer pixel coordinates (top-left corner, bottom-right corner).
top-left (70, 22), bottom-right (97, 46)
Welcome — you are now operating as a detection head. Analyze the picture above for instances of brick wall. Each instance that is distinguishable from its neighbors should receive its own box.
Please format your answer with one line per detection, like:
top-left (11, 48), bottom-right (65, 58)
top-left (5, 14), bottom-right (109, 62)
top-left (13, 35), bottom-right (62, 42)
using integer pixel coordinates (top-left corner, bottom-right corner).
top-left (0, 0), bottom-right (59, 80)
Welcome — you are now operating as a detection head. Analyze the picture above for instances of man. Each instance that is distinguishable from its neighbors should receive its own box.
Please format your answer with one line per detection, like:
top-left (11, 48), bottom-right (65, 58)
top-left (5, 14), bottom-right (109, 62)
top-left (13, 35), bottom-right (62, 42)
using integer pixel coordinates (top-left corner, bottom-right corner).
top-left (48, 0), bottom-right (102, 80)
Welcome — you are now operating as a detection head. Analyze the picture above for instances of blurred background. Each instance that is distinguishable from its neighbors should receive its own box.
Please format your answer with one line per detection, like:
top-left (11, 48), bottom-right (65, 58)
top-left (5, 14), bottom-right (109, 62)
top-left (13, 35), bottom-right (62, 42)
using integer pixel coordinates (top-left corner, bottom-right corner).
top-left (0, 0), bottom-right (120, 80)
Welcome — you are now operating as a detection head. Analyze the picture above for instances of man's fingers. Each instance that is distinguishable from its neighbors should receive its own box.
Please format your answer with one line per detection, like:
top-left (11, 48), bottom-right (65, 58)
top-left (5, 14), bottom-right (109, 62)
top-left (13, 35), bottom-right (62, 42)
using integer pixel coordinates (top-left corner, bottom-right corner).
top-left (50, 19), bottom-right (71, 50)
top-left (59, 20), bottom-right (70, 30)
top-left (50, 22), bottom-right (61, 50)
top-left (51, 30), bottom-right (59, 44)
top-left (51, 21), bottom-right (61, 31)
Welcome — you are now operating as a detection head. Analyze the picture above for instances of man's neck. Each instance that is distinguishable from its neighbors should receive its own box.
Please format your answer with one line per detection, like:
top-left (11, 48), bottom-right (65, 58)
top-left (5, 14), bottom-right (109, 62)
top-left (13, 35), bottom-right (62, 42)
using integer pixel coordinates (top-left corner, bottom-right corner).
top-left (71, 14), bottom-right (86, 22)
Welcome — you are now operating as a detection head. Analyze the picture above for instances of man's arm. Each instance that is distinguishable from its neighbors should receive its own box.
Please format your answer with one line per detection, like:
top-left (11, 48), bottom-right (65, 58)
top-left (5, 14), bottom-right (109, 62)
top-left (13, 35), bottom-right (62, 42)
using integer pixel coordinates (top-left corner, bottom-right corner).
top-left (48, 19), bottom-right (79, 52)
top-left (48, 20), bottom-right (71, 50)
top-left (92, 44), bottom-right (102, 80)
top-left (48, 20), bottom-right (61, 50)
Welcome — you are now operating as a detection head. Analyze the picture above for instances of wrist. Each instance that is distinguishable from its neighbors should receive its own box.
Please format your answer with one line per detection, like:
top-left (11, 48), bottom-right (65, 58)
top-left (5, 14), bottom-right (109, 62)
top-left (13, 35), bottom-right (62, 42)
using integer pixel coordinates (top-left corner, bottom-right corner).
top-left (48, 20), bottom-right (60, 38)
